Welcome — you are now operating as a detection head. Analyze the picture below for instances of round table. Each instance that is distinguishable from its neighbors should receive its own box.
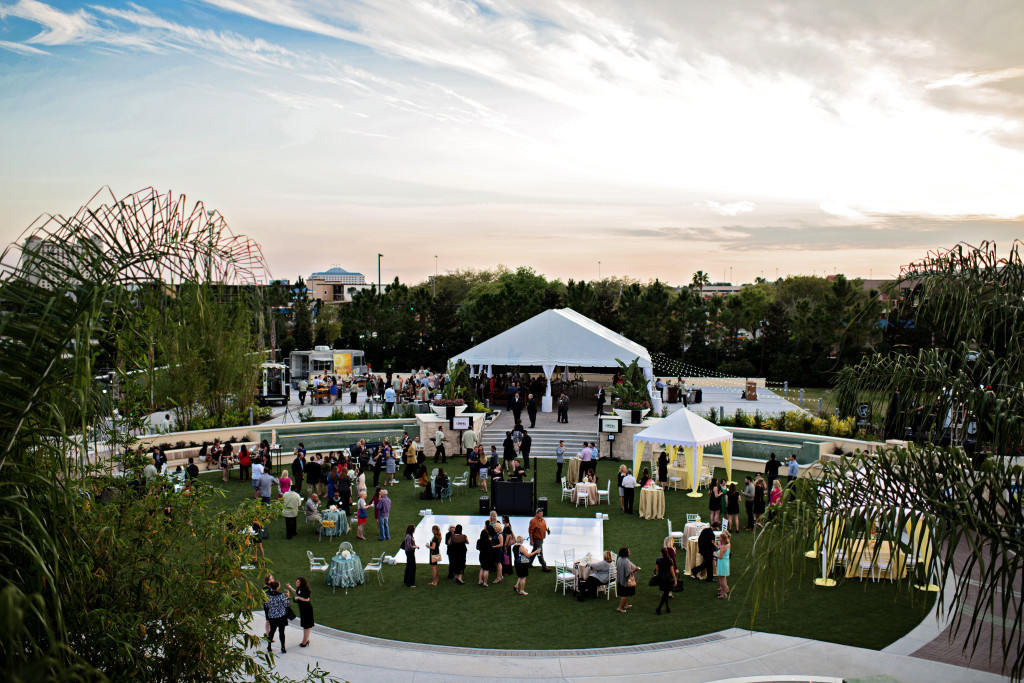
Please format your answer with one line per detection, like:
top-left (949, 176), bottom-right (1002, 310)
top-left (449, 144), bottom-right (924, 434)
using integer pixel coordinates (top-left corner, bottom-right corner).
top-left (684, 521), bottom-right (708, 539)
top-left (685, 536), bottom-right (717, 579)
top-left (321, 509), bottom-right (349, 536)
top-left (326, 553), bottom-right (365, 588)
top-left (638, 486), bottom-right (665, 519)
top-left (566, 458), bottom-right (581, 485)
top-left (574, 482), bottom-right (598, 506)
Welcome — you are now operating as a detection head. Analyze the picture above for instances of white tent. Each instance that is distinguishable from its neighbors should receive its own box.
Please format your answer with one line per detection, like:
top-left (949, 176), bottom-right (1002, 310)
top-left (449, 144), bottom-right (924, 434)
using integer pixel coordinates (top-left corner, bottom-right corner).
top-left (449, 308), bottom-right (653, 412)
top-left (631, 407), bottom-right (734, 496)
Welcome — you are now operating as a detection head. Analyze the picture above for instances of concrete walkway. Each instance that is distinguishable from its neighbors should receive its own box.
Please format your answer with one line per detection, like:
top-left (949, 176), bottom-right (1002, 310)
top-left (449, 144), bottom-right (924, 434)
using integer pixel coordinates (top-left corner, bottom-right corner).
top-left (248, 614), bottom-right (1008, 682)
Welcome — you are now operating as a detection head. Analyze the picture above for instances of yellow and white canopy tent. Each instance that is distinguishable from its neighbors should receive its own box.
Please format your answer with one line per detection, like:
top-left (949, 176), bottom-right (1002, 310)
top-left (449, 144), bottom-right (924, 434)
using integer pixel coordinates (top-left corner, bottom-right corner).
top-left (631, 407), bottom-right (734, 498)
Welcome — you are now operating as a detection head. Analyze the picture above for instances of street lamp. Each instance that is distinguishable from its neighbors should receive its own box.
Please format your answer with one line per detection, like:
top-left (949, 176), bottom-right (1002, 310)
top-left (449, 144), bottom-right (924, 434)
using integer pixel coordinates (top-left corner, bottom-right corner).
top-left (377, 253), bottom-right (382, 297)
top-left (434, 255), bottom-right (438, 298)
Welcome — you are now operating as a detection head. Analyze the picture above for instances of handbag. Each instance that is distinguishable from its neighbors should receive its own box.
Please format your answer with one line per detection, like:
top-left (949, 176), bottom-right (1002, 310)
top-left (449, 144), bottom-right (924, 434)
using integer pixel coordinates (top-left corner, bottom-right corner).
top-left (285, 606), bottom-right (296, 621)
top-left (626, 574), bottom-right (637, 588)
top-left (430, 554), bottom-right (442, 563)
top-left (648, 574), bottom-right (661, 587)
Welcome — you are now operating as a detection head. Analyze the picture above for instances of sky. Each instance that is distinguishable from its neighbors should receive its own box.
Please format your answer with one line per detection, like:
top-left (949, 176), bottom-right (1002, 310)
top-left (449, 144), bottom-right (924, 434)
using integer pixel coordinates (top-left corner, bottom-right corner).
top-left (1, 0), bottom-right (1023, 287)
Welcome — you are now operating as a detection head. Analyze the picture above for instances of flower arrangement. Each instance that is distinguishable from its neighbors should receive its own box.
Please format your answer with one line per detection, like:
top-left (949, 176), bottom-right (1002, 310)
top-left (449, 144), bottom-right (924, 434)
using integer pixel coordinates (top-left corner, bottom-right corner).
top-left (340, 550), bottom-right (352, 560)
top-left (431, 397), bottom-right (466, 407)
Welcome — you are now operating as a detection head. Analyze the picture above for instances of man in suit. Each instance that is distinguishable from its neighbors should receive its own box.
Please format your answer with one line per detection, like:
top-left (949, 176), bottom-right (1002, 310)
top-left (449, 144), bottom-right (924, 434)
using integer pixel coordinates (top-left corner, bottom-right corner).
top-left (520, 430), bottom-right (532, 470)
top-left (369, 444), bottom-right (383, 487)
top-left (291, 449), bottom-right (305, 495)
top-left (511, 392), bottom-right (524, 425)
top-left (595, 386), bottom-right (606, 415)
top-left (692, 523), bottom-right (719, 582)
top-left (304, 456), bottom-right (322, 498)
top-left (557, 393), bottom-right (569, 423)
top-left (526, 393), bottom-right (538, 428)
top-left (764, 453), bottom-right (781, 491)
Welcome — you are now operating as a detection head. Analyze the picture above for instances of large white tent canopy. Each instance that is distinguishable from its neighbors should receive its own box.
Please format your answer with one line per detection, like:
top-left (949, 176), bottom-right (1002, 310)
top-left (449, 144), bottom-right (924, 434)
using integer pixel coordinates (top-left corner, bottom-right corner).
top-left (631, 407), bottom-right (734, 493)
top-left (449, 308), bottom-right (652, 411)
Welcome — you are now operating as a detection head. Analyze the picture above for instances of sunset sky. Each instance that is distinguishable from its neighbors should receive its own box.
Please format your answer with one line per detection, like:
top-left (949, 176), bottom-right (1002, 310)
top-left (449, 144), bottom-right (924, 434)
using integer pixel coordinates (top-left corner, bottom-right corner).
top-left (2, 0), bottom-right (1023, 287)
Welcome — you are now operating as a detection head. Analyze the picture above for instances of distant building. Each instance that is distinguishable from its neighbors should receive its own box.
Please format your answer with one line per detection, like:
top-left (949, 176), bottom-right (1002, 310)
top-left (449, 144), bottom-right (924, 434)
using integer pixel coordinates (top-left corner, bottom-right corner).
top-left (307, 266), bottom-right (373, 304)
top-left (19, 235), bottom-right (105, 288)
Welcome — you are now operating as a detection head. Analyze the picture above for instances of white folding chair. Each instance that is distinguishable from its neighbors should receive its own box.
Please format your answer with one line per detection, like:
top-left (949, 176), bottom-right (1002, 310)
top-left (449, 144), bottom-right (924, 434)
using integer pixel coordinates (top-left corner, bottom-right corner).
top-left (560, 478), bottom-right (573, 502)
top-left (555, 550), bottom-right (576, 594)
top-left (363, 552), bottom-right (386, 585)
top-left (307, 550), bottom-right (329, 574)
top-left (575, 486), bottom-right (590, 507)
top-left (699, 466), bottom-right (713, 491)
top-left (338, 541), bottom-right (353, 554)
top-left (596, 482), bottom-right (610, 504)
top-left (686, 513), bottom-right (701, 524)
top-left (668, 473), bottom-right (683, 490)
top-left (667, 519), bottom-right (684, 549)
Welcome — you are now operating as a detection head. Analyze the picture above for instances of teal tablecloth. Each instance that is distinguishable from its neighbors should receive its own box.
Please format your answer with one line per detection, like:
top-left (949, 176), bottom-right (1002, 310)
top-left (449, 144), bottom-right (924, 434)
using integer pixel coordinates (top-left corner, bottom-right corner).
top-left (321, 509), bottom-right (349, 536)
top-left (326, 554), bottom-right (364, 588)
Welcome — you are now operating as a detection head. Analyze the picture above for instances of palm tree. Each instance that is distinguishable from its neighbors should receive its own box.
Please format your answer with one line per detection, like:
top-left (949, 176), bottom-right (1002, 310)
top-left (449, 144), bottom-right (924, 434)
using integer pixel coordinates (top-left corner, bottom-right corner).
top-left (691, 270), bottom-right (711, 296)
top-left (0, 188), bottom-right (282, 681)
top-left (747, 241), bottom-right (1024, 680)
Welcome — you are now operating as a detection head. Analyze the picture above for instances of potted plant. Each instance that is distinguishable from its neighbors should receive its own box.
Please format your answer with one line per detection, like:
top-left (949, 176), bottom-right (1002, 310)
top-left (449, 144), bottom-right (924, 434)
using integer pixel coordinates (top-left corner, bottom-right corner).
top-left (608, 357), bottom-right (653, 424)
top-left (432, 361), bottom-right (469, 418)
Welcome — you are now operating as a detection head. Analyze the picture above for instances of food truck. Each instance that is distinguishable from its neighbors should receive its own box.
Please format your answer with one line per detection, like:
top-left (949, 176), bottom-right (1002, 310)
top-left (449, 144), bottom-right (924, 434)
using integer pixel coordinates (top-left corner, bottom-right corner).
top-left (288, 346), bottom-right (367, 387)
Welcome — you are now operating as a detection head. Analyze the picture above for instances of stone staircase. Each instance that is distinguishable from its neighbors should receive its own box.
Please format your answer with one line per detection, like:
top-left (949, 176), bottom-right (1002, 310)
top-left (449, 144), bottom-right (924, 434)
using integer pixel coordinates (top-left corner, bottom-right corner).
top-left (479, 425), bottom-right (596, 461)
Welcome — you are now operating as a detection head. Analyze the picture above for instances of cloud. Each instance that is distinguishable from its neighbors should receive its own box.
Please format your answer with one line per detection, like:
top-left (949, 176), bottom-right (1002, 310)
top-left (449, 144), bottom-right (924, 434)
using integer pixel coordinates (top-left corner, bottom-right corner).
top-left (0, 0), bottom-right (95, 45)
top-left (926, 66), bottom-right (1024, 90)
top-left (701, 201), bottom-right (756, 217)
top-left (0, 38), bottom-right (48, 55)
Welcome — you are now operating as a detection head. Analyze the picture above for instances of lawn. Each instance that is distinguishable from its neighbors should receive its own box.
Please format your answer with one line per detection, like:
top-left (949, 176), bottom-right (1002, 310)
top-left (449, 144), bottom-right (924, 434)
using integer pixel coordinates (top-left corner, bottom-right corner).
top-left (202, 462), bottom-right (932, 651)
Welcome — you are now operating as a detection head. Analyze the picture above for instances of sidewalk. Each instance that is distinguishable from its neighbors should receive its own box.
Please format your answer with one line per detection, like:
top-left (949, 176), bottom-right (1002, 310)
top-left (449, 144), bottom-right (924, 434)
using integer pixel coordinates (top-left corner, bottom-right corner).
top-left (247, 614), bottom-right (1008, 682)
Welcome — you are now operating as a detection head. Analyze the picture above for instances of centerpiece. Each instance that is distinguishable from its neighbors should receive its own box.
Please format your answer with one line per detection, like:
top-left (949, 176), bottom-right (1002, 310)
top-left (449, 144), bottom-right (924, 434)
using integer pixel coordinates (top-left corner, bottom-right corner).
top-left (609, 357), bottom-right (653, 424)
top-left (432, 361), bottom-right (469, 418)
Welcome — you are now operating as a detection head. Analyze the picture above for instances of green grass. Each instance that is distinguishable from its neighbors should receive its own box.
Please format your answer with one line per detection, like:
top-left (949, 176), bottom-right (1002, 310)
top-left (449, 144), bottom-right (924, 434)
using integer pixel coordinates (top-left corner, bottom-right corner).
top-left (202, 464), bottom-right (932, 650)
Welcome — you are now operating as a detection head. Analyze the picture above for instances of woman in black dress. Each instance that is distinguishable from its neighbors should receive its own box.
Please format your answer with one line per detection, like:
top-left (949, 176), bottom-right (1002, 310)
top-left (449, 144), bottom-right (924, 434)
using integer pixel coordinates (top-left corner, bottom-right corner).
top-left (289, 576), bottom-right (314, 647)
top-left (657, 451), bottom-right (668, 489)
top-left (654, 546), bottom-right (677, 615)
top-left (725, 483), bottom-right (741, 532)
top-left (500, 515), bottom-right (514, 581)
top-left (449, 524), bottom-right (469, 584)
top-left (402, 524), bottom-right (419, 588)
top-left (337, 474), bottom-right (352, 514)
top-left (477, 528), bottom-right (493, 586)
top-left (708, 478), bottom-right (721, 525)
top-left (753, 475), bottom-right (767, 526)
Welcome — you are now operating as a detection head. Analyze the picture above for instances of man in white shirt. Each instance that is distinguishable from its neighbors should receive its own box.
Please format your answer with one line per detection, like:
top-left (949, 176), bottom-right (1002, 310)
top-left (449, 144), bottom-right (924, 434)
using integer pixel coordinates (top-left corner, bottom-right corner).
top-left (433, 426), bottom-right (446, 463)
top-left (251, 458), bottom-right (264, 500)
top-left (621, 470), bottom-right (637, 514)
top-left (384, 385), bottom-right (397, 416)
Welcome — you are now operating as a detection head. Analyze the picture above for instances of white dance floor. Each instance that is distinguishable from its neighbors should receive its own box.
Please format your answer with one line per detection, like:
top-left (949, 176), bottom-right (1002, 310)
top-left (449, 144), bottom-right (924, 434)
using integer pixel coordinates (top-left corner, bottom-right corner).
top-left (411, 514), bottom-right (605, 565)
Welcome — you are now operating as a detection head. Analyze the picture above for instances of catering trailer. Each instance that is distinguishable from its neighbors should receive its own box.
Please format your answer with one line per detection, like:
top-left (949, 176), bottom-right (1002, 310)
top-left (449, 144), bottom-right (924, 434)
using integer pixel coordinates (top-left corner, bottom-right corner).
top-left (288, 346), bottom-right (367, 386)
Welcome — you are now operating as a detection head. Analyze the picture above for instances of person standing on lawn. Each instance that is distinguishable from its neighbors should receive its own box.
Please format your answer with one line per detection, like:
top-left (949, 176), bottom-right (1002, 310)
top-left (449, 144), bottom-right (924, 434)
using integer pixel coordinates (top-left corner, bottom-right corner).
top-left (527, 508), bottom-right (551, 572)
top-left (376, 489), bottom-right (391, 540)
top-left (402, 524), bottom-right (419, 588)
top-left (764, 452), bottom-right (781, 491)
top-left (741, 476), bottom-right (755, 530)
top-left (787, 453), bottom-right (799, 483)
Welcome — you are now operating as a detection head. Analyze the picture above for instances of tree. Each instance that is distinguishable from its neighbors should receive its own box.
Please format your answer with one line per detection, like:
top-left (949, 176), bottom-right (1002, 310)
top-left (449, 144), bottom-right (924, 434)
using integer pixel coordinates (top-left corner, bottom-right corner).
top-left (749, 242), bottom-right (1024, 680)
top-left (691, 270), bottom-right (710, 295)
top-left (0, 188), bottom-right (329, 682)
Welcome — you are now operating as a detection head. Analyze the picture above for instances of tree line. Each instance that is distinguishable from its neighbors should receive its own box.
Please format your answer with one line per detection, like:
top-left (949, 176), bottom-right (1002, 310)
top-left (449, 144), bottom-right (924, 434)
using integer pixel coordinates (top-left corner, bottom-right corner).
top-left (271, 266), bottom-right (897, 387)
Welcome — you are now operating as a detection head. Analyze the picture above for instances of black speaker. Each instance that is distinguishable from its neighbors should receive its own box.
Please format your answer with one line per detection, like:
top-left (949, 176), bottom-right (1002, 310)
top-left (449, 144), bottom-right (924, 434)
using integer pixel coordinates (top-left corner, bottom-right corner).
top-left (478, 496), bottom-right (490, 515)
top-left (536, 497), bottom-right (548, 516)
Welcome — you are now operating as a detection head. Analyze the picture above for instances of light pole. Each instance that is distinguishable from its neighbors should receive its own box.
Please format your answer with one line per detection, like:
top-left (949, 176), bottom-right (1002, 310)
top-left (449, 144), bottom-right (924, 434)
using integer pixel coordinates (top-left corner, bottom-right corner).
top-left (377, 253), bottom-right (382, 298)
top-left (598, 261), bottom-right (601, 280)
top-left (434, 255), bottom-right (438, 298)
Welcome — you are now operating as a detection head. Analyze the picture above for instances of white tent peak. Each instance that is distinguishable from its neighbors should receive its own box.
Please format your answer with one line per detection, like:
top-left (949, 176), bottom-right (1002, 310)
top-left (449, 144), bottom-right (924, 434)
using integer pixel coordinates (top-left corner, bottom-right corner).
top-left (633, 407), bottom-right (732, 449)
top-left (450, 307), bottom-right (651, 369)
